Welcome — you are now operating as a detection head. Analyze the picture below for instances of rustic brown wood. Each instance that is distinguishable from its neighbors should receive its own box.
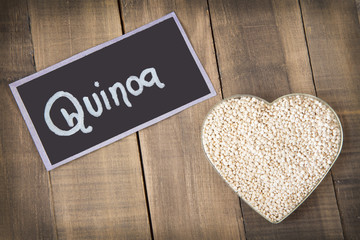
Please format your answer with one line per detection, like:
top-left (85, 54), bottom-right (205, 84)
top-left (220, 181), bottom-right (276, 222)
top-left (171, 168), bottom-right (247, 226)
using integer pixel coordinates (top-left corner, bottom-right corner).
top-left (2, 0), bottom-right (360, 238)
top-left (27, 0), bottom-right (151, 239)
top-left (356, 0), bottom-right (360, 22)
top-left (0, 0), bottom-right (35, 82)
top-left (300, 0), bottom-right (360, 238)
top-left (0, 0), bottom-right (56, 239)
top-left (120, 0), bottom-right (246, 239)
top-left (208, 0), bottom-right (344, 239)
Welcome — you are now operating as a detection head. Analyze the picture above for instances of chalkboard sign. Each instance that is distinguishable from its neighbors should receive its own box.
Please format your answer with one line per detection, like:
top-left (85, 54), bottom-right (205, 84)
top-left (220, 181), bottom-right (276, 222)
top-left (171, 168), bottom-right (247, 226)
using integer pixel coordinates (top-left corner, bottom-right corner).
top-left (10, 12), bottom-right (216, 170)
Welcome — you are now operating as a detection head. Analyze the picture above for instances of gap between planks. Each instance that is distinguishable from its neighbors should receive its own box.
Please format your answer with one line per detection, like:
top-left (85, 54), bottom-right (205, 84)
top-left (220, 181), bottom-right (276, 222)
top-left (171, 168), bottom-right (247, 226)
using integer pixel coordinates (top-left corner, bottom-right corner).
top-left (116, 0), bottom-right (155, 239)
top-left (206, 0), bottom-right (248, 238)
top-left (298, 0), bottom-right (345, 238)
top-left (26, 0), bottom-right (59, 238)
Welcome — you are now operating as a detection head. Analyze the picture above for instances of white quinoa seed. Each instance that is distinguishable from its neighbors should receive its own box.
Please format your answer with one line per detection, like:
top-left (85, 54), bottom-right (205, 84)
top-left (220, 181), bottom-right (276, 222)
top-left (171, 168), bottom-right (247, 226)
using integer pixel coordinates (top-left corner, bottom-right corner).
top-left (202, 95), bottom-right (342, 223)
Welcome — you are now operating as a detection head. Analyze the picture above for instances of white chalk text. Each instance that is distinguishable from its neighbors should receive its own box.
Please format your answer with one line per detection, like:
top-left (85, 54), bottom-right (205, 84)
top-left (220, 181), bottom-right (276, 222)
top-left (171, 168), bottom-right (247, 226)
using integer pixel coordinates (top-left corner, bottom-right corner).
top-left (44, 67), bottom-right (164, 136)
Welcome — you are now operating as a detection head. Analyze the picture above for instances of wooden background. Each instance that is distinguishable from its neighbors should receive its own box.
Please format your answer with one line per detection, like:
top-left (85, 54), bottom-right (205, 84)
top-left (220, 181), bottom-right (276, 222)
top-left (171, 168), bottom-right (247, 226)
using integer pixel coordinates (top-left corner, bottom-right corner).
top-left (1, 0), bottom-right (359, 239)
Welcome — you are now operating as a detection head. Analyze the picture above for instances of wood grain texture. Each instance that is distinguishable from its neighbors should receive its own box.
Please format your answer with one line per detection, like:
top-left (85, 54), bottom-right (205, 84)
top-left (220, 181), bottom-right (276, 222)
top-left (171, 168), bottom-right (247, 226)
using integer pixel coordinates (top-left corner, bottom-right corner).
top-left (27, 0), bottom-right (151, 239)
top-left (356, 0), bottom-right (360, 23)
top-left (0, 0), bottom-right (35, 82)
top-left (0, 0), bottom-right (56, 239)
top-left (2, 0), bottom-right (359, 238)
top-left (300, 0), bottom-right (360, 238)
top-left (208, 0), bottom-right (343, 239)
top-left (120, 0), bottom-right (246, 239)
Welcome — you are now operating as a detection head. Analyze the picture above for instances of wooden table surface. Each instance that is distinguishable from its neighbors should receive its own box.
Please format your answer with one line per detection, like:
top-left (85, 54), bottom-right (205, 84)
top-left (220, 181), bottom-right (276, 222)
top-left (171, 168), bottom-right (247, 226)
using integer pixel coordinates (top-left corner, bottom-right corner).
top-left (1, 0), bottom-right (359, 239)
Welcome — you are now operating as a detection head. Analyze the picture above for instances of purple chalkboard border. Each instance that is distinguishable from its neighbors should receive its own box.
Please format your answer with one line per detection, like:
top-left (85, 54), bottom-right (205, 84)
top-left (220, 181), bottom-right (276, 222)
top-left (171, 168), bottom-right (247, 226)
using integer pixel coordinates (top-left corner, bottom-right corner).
top-left (9, 12), bottom-right (216, 171)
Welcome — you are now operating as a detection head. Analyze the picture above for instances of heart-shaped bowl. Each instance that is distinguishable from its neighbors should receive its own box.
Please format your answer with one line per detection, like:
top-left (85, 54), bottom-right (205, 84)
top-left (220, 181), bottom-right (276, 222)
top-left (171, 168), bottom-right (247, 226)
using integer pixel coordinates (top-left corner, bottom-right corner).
top-left (201, 93), bottom-right (343, 224)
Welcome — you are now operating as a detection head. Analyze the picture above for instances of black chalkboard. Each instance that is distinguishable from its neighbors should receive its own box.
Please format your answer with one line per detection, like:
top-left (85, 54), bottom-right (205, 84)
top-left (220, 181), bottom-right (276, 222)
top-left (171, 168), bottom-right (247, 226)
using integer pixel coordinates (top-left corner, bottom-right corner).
top-left (10, 13), bottom-right (216, 170)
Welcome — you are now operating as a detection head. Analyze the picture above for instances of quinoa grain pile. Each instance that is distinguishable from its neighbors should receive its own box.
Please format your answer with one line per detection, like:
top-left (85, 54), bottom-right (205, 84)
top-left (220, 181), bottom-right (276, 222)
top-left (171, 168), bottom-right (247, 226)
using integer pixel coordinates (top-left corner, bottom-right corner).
top-left (202, 95), bottom-right (342, 223)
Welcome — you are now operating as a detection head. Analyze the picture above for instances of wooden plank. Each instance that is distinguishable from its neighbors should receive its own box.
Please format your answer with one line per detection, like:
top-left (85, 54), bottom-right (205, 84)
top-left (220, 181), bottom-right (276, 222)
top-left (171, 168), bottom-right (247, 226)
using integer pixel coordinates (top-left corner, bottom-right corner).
top-left (0, 0), bottom-right (57, 239)
top-left (356, 0), bottom-right (360, 22)
top-left (120, 1), bottom-right (246, 239)
top-left (27, 0), bottom-right (151, 239)
top-left (208, 0), bottom-right (344, 239)
top-left (0, 0), bottom-right (35, 81)
top-left (300, 0), bottom-right (360, 238)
